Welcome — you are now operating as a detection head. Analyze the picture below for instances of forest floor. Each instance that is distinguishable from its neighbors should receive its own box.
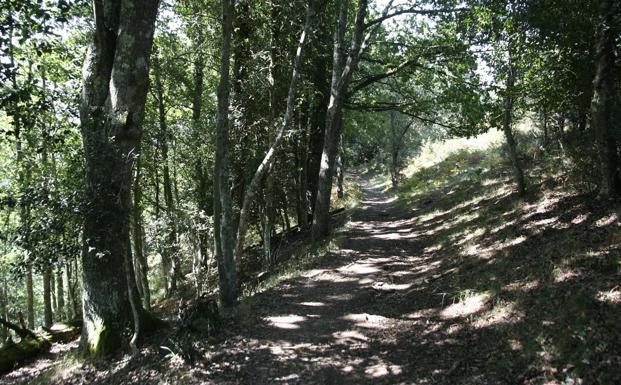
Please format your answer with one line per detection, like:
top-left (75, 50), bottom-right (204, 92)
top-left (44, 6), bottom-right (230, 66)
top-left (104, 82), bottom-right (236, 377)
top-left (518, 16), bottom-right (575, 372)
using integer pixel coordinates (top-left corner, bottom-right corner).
top-left (3, 162), bottom-right (621, 385)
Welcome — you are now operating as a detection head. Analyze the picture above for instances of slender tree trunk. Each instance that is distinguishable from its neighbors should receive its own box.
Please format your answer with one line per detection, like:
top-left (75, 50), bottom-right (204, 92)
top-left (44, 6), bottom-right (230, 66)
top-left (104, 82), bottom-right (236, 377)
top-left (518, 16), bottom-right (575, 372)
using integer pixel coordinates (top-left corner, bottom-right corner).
top-left (263, 5), bottom-right (279, 268)
top-left (312, 0), bottom-right (368, 238)
top-left (233, 1), bottom-right (316, 266)
top-left (43, 268), bottom-right (53, 327)
top-left (542, 108), bottom-right (549, 147)
top-left (56, 268), bottom-right (65, 321)
top-left (65, 263), bottom-right (74, 320)
top-left (0, 279), bottom-right (7, 341)
top-left (191, 45), bottom-right (212, 283)
top-left (153, 53), bottom-right (180, 296)
top-left (79, 0), bottom-right (159, 357)
top-left (132, 158), bottom-right (150, 310)
top-left (51, 272), bottom-right (57, 316)
top-left (214, 0), bottom-right (238, 307)
top-left (296, 100), bottom-right (311, 228)
top-left (336, 134), bottom-right (345, 199)
top-left (282, 190), bottom-right (291, 232)
top-left (26, 266), bottom-right (34, 329)
top-left (590, 0), bottom-right (620, 198)
top-left (502, 46), bottom-right (526, 196)
top-left (71, 258), bottom-right (80, 319)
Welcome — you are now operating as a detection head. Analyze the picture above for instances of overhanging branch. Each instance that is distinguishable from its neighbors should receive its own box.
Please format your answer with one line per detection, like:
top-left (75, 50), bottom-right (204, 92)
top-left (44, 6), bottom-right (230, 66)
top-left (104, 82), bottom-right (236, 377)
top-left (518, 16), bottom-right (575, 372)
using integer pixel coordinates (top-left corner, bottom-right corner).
top-left (365, 7), bottom-right (470, 29)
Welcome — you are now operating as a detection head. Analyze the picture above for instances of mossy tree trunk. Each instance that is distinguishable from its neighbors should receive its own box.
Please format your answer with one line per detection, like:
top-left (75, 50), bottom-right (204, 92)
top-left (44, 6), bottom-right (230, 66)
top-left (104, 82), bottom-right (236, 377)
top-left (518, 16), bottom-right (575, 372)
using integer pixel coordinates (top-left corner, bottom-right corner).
top-left (79, 0), bottom-right (159, 358)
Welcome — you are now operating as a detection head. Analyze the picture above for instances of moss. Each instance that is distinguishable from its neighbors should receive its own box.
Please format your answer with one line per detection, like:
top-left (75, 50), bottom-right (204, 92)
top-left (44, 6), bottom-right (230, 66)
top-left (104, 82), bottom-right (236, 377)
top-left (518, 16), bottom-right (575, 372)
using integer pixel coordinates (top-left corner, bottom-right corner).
top-left (0, 337), bottom-right (49, 374)
top-left (83, 321), bottom-right (121, 359)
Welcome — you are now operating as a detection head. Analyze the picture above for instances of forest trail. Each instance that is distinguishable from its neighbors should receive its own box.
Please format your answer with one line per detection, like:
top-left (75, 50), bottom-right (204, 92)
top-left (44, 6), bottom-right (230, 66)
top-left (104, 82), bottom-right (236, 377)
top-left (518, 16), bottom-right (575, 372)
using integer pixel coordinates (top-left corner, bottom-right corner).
top-left (202, 173), bottom-right (467, 385)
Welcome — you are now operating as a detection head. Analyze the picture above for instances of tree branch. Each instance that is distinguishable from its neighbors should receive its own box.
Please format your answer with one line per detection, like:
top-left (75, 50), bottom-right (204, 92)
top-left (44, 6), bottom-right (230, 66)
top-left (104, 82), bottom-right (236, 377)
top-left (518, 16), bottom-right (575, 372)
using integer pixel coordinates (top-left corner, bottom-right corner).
top-left (365, 7), bottom-right (469, 29)
top-left (349, 58), bottom-right (419, 95)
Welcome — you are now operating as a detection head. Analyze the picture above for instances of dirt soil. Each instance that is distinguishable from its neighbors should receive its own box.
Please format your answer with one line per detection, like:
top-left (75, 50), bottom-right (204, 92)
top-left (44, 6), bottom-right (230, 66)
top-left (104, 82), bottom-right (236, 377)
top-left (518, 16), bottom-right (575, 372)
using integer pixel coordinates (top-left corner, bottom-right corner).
top-left (3, 171), bottom-right (620, 385)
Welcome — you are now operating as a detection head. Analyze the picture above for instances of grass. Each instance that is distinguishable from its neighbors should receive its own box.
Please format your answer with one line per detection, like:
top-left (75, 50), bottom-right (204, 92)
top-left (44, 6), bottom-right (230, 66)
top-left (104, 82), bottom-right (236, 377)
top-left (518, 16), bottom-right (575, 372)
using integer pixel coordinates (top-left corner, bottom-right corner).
top-left (382, 123), bottom-right (621, 384)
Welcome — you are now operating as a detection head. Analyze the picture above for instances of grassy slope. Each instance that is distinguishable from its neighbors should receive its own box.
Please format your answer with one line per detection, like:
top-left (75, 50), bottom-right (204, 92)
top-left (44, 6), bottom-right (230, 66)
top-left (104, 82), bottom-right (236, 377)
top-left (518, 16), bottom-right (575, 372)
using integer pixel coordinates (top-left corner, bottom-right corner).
top-left (388, 130), bottom-right (621, 384)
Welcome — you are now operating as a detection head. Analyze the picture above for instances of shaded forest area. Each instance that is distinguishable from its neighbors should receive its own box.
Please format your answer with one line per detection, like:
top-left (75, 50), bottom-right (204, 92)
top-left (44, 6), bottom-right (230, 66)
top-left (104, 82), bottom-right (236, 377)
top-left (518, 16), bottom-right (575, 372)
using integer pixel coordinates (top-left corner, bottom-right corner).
top-left (0, 0), bottom-right (620, 384)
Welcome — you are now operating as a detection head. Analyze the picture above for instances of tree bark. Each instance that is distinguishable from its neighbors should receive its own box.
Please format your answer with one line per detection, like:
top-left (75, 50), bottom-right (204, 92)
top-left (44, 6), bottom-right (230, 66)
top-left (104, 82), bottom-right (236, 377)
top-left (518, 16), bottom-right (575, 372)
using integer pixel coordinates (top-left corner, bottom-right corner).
top-left (312, 0), bottom-right (368, 238)
top-left (132, 157), bottom-right (150, 310)
top-left (26, 266), bottom-right (34, 330)
top-left (65, 263), bottom-right (74, 320)
top-left (56, 268), bottom-right (65, 321)
top-left (214, 0), bottom-right (238, 307)
top-left (336, 134), bottom-right (344, 198)
top-left (153, 52), bottom-right (180, 296)
top-left (43, 268), bottom-right (53, 327)
top-left (0, 280), bottom-right (7, 342)
top-left (79, 0), bottom-right (159, 357)
top-left (50, 272), bottom-right (57, 317)
top-left (296, 99), bottom-right (311, 229)
top-left (590, 0), bottom-right (620, 198)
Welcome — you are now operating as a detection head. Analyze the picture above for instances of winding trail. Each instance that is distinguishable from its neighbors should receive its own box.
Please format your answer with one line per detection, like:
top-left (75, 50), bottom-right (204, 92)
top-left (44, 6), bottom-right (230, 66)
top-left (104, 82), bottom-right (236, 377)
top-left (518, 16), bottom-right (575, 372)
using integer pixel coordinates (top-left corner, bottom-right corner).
top-left (204, 174), bottom-right (452, 384)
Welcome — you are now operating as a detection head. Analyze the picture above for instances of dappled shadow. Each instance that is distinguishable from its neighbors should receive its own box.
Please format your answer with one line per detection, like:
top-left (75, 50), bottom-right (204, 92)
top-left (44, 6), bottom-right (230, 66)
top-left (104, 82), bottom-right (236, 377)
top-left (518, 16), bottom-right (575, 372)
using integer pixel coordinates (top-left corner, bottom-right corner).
top-left (181, 167), bottom-right (621, 384)
top-left (12, 167), bottom-right (619, 385)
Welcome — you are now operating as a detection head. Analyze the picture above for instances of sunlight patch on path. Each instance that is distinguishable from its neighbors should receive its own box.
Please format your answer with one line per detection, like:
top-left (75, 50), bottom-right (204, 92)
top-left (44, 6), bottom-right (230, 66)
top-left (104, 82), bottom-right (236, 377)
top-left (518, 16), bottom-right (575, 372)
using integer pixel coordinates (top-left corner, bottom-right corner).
top-left (440, 293), bottom-right (490, 319)
top-left (265, 315), bottom-right (307, 329)
top-left (342, 313), bottom-right (390, 329)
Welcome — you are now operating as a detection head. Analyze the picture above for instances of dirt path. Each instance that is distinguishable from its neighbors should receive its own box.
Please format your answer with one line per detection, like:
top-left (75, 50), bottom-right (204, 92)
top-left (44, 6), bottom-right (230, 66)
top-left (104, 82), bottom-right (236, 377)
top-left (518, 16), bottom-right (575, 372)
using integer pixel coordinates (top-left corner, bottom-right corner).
top-left (199, 174), bottom-right (448, 384)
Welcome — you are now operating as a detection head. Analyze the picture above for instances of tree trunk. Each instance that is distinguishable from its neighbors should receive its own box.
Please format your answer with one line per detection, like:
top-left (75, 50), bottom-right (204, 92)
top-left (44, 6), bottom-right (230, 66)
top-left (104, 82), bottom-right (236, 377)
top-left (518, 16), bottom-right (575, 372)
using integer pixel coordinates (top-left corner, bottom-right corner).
top-left (43, 268), bottom-right (53, 327)
top-left (590, 0), bottom-right (620, 198)
top-left (56, 268), bottom-right (64, 321)
top-left (502, 48), bottom-right (526, 197)
top-left (65, 263), bottom-right (74, 321)
top-left (153, 53), bottom-right (180, 296)
top-left (233, 1), bottom-right (316, 268)
top-left (191, 44), bottom-right (212, 284)
top-left (0, 280), bottom-right (7, 342)
top-left (312, 0), bottom-right (368, 238)
top-left (50, 272), bottom-right (57, 316)
top-left (26, 266), bottom-right (34, 330)
top-left (214, 0), bottom-right (238, 307)
top-left (336, 134), bottom-right (345, 199)
top-left (79, 0), bottom-right (159, 357)
top-left (132, 158), bottom-right (150, 310)
top-left (263, 5), bottom-right (279, 268)
top-left (296, 100), bottom-right (310, 229)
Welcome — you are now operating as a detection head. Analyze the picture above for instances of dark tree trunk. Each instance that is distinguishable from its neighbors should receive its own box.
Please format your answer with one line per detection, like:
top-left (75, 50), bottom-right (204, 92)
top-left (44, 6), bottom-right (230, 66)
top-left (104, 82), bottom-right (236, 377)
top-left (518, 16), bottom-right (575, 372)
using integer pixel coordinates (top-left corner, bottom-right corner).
top-left (296, 99), bottom-right (311, 229)
top-left (214, 0), bottom-right (238, 307)
top-left (43, 268), bottom-right (53, 327)
top-left (312, 0), bottom-right (368, 238)
top-left (26, 266), bottom-right (34, 329)
top-left (79, 0), bottom-right (159, 357)
top-left (132, 158), bottom-right (150, 310)
top-left (336, 134), bottom-right (345, 198)
top-left (56, 268), bottom-right (64, 321)
top-left (153, 53), bottom-right (180, 296)
top-left (0, 280), bottom-right (7, 342)
top-left (191, 44), bottom-right (212, 283)
top-left (590, 0), bottom-right (620, 198)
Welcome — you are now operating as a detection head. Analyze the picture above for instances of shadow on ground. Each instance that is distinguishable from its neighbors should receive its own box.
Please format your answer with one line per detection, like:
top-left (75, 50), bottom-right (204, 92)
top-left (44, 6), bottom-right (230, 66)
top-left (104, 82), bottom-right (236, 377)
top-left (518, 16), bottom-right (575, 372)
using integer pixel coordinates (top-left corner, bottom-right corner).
top-left (4, 166), bottom-right (620, 385)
